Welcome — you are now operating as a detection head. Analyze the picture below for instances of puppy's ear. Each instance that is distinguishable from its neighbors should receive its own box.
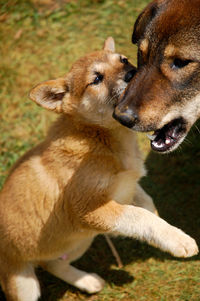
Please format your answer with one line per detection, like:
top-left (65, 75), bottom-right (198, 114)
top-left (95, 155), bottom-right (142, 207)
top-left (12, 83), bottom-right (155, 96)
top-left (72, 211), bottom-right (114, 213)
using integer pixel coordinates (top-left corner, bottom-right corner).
top-left (103, 37), bottom-right (115, 52)
top-left (29, 78), bottom-right (69, 113)
top-left (132, 1), bottom-right (158, 44)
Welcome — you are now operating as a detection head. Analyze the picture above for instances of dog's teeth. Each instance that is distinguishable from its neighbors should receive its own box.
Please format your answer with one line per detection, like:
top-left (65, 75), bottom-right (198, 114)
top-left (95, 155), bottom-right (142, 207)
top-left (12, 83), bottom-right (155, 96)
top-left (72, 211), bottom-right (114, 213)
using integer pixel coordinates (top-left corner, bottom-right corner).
top-left (165, 138), bottom-right (171, 144)
top-left (147, 134), bottom-right (156, 141)
top-left (171, 131), bottom-right (176, 138)
top-left (152, 141), bottom-right (164, 148)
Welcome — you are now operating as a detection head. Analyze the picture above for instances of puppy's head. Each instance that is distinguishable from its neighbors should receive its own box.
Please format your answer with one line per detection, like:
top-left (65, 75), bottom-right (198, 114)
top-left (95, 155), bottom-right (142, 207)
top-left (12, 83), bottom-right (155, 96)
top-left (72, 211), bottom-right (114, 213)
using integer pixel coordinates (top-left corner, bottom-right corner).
top-left (30, 37), bottom-right (136, 128)
top-left (113, 0), bottom-right (200, 152)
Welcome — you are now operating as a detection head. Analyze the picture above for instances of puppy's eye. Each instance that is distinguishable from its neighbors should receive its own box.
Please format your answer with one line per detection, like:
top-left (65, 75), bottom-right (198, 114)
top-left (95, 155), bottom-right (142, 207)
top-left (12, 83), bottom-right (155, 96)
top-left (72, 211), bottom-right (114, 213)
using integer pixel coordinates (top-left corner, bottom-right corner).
top-left (171, 58), bottom-right (192, 69)
top-left (93, 73), bottom-right (103, 85)
top-left (120, 56), bottom-right (128, 64)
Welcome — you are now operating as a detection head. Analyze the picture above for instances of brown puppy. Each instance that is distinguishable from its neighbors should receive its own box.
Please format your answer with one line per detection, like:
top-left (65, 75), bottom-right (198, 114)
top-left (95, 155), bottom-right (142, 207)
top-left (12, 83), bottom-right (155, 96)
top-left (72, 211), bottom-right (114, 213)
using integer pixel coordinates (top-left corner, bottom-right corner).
top-left (113, 0), bottom-right (200, 153)
top-left (0, 37), bottom-right (198, 301)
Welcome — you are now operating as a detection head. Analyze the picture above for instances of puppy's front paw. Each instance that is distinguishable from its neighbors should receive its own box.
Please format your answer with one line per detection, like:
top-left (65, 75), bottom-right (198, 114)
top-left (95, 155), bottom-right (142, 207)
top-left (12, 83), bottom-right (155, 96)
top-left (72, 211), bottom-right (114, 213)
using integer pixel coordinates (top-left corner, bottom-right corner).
top-left (75, 273), bottom-right (105, 294)
top-left (163, 227), bottom-right (198, 258)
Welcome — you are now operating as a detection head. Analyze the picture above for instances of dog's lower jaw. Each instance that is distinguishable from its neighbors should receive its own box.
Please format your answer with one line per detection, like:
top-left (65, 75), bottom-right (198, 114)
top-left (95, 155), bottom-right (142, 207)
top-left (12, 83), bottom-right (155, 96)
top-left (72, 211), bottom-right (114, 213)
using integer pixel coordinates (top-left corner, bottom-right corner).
top-left (145, 117), bottom-right (188, 153)
top-left (151, 134), bottom-right (187, 154)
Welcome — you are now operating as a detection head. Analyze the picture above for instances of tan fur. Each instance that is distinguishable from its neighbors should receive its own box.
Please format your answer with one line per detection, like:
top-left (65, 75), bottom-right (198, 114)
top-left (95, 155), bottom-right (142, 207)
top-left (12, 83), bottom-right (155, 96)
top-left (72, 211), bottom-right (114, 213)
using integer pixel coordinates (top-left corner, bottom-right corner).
top-left (139, 38), bottom-right (149, 62)
top-left (164, 44), bottom-right (176, 57)
top-left (0, 37), bottom-right (198, 301)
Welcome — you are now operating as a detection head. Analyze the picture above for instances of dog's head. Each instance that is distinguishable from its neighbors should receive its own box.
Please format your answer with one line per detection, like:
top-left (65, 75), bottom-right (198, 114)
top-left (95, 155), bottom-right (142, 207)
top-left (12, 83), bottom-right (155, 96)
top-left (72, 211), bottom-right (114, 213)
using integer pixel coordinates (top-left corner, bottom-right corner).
top-left (30, 37), bottom-right (136, 128)
top-left (113, 0), bottom-right (200, 152)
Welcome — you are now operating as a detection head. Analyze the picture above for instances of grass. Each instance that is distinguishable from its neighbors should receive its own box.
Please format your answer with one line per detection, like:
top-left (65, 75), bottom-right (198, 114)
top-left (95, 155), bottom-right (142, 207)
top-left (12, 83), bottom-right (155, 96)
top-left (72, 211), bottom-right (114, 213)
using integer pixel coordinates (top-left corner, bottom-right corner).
top-left (0, 0), bottom-right (200, 300)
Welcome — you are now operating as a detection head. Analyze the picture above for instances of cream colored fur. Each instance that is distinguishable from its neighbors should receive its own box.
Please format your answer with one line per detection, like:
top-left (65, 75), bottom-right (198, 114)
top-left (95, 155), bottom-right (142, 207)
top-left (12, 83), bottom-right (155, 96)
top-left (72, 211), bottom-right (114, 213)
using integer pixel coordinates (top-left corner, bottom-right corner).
top-left (0, 37), bottom-right (198, 301)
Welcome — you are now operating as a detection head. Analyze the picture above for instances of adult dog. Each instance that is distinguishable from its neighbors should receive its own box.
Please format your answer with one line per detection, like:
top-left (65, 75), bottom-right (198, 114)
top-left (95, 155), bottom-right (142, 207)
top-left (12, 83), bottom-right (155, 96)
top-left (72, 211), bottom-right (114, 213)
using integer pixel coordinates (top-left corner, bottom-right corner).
top-left (113, 0), bottom-right (200, 153)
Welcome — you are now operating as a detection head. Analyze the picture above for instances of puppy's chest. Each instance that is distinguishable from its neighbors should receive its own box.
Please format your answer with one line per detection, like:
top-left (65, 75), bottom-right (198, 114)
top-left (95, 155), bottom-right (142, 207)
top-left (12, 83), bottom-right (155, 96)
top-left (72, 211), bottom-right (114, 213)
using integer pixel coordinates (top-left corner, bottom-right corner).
top-left (109, 132), bottom-right (145, 205)
top-left (118, 148), bottom-right (138, 171)
top-left (115, 132), bottom-right (144, 174)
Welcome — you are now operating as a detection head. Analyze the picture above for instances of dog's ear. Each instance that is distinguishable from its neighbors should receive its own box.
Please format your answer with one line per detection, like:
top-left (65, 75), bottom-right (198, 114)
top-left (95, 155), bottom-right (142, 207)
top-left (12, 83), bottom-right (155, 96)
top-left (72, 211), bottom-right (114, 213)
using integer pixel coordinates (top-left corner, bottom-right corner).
top-left (132, 1), bottom-right (158, 44)
top-left (29, 78), bottom-right (69, 113)
top-left (103, 37), bottom-right (115, 52)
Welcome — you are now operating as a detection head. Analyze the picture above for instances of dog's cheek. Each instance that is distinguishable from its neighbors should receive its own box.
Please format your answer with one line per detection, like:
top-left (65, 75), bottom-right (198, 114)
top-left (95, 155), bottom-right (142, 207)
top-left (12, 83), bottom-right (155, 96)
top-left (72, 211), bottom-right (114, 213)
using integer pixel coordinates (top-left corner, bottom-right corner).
top-left (96, 85), bottom-right (109, 103)
top-left (79, 94), bottom-right (93, 114)
top-left (137, 85), bottom-right (174, 129)
top-left (181, 93), bottom-right (200, 125)
top-left (79, 86), bottom-right (107, 114)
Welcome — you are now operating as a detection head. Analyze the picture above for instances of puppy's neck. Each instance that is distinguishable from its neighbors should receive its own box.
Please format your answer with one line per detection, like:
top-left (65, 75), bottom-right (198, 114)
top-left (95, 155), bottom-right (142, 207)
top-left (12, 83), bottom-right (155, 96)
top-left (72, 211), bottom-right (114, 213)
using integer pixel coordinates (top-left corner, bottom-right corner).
top-left (46, 114), bottom-right (132, 153)
top-left (47, 114), bottom-right (116, 146)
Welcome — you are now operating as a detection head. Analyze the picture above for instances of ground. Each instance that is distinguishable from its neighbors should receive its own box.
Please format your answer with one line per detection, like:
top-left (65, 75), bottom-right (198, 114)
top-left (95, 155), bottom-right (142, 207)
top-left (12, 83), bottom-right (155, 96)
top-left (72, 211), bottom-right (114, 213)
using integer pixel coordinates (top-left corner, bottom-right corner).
top-left (0, 0), bottom-right (200, 300)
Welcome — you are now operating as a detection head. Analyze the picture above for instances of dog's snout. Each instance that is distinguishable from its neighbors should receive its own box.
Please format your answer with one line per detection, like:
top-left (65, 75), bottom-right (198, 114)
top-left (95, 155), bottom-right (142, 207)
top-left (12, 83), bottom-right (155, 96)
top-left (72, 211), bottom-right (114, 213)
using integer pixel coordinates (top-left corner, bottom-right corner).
top-left (113, 107), bottom-right (138, 128)
top-left (124, 69), bottom-right (137, 83)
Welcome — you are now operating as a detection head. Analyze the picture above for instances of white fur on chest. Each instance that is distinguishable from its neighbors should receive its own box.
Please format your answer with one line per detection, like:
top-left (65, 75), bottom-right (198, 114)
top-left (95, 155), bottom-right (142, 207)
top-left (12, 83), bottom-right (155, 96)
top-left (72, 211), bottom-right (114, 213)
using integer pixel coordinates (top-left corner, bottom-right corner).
top-left (108, 127), bottom-right (146, 205)
top-left (116, 127), bottom-right (145, 176)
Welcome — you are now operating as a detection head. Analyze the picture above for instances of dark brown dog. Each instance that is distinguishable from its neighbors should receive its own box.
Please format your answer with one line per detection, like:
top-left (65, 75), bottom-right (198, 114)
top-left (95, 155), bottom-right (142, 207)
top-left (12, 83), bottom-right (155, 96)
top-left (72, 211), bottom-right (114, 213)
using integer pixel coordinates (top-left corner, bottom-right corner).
top-left (113, 0), bottom-right (200, 153)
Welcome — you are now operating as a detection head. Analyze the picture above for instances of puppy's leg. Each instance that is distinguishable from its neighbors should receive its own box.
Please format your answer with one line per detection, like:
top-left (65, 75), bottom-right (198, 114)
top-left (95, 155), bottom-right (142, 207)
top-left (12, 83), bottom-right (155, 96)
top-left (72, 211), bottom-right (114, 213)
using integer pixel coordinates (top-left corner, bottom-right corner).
top-left (1, 264), bottom-right (40, 301)
top-left (83, 201), bottom-right (198, 258)
top-left (133, 184), bottom-right (158, 215)
top-left (43, 260), bottom-right (105, 294)
top-left (41, 237), bottom-right (105, 294)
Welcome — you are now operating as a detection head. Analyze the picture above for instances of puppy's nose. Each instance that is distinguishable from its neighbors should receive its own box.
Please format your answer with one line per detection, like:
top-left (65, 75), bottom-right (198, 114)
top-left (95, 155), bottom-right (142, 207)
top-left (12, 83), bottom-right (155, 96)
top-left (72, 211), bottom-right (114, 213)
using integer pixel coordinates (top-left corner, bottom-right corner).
top-left (113, 107), bottom-right (138, 128)
top-left (124, 69), bottom-right (137, 83)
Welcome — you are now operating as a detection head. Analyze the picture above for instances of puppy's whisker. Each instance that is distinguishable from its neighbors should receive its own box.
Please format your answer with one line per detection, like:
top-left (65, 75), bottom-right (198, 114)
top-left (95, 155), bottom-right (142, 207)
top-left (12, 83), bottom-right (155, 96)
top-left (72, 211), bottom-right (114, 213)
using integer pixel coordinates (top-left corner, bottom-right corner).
top-left (105, 95), bottom-right (115, 105)
top-left (105, 92), bottom-right (119, 106)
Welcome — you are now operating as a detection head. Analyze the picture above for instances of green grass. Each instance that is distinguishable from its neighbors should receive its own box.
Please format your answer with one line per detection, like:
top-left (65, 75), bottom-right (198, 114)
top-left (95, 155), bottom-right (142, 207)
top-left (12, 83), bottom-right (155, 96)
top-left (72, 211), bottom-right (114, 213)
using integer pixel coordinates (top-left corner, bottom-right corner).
top-left (0, 0), bottom-right (200, 300)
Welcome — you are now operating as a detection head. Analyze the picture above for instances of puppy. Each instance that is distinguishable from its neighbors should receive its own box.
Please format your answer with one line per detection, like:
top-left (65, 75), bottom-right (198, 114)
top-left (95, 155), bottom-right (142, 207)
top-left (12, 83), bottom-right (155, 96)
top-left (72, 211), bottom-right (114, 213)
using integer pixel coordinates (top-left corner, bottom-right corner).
top-left (113, 0), bottom-right (200, 153)
top-left (0, 37), bottom-right (198, 301)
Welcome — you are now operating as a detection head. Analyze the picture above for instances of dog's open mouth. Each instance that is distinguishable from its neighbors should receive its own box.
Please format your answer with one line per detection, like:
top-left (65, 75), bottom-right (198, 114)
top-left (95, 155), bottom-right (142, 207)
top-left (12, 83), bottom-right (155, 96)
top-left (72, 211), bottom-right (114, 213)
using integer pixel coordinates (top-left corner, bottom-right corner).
top-left (147, 118), bottom-right (187, 153)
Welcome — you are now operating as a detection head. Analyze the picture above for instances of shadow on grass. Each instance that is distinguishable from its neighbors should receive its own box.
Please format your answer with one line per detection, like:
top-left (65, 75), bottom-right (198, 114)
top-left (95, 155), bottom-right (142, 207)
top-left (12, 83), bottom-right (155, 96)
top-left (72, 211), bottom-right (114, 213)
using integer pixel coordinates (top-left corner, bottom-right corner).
top-left (0, 124), bottom-right (199, 301)
top-left (143, 121), bottom-right (200, 245)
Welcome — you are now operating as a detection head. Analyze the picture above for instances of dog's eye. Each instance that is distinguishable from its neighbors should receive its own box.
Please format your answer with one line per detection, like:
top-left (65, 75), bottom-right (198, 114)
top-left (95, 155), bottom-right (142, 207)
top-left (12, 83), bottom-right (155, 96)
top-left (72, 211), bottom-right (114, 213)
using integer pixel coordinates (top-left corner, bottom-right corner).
top-left (120, 56), bottom-right (128, 64)
top-left (93, 73), bottom-right (104, 85)
top-left (172, 58), bottom-right (192, 69)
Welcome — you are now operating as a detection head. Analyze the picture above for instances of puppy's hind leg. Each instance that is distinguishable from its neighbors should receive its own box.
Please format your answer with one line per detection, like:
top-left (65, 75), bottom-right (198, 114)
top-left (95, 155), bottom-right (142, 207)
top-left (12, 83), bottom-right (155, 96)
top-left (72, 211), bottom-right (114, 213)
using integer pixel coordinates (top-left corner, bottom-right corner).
top-left (43, 259), bottom-right (105, 294)
top-left (1, 263), bottom-right (40, 301)
top-left (133, 183), bottom-right (158, 215)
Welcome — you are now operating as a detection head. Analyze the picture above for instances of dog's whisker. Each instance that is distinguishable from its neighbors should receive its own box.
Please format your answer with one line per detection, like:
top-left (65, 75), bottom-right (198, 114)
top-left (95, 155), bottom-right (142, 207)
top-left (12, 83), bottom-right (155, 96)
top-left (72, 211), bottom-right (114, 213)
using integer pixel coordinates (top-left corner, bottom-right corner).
top-left (184, 138), bottom-right (193, 145)
top-left (195, 124), bottom-right (200, 135)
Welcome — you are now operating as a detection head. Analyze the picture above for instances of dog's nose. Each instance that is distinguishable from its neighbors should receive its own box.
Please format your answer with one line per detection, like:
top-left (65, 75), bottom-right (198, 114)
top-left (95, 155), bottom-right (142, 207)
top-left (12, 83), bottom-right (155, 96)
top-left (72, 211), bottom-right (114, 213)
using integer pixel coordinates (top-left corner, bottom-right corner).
top-left (124, 69), bottom-right (137, 83)
top-left (113, 107), bottom-right (138, 128)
